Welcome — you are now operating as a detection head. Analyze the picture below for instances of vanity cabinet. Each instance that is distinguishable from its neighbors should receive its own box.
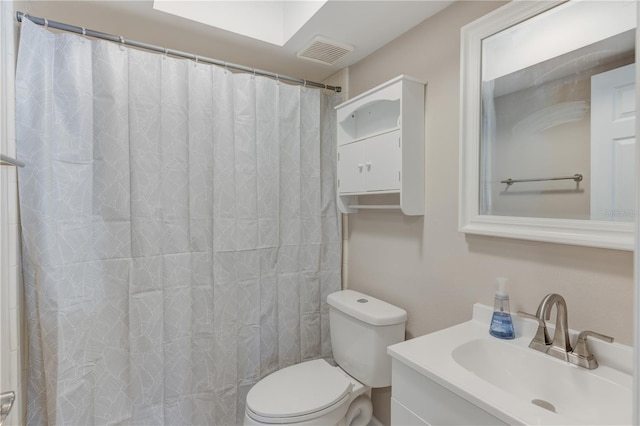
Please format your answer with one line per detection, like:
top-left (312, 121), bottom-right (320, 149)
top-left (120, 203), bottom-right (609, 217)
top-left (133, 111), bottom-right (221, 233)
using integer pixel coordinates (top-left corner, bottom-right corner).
top-left (335, 75), bottom-right (425, 215)
top-left (390, 359), bottom-right (507, 425)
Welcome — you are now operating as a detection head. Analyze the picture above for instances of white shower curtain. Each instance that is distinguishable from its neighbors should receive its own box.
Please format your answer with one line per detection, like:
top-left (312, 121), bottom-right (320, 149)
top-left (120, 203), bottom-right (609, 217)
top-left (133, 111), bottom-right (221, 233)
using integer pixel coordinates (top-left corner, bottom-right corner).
top-left (16, 19), bottom-right (341, 425)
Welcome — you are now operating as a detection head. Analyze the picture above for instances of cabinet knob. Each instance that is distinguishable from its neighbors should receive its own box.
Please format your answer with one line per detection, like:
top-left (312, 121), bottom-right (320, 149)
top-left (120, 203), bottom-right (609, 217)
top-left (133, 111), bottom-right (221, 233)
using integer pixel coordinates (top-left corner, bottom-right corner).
top-left (358, 163), bottom-right (364, 171)
top-left (366, 162), bottom-right (372, 170)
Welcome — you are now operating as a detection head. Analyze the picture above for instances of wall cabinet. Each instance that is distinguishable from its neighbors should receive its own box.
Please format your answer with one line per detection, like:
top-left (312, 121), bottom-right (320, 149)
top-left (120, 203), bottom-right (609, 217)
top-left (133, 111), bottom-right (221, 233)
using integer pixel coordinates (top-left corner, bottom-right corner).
top-left (335, 75), bottom-right (425, 215)
top-left (337, 129), bottom-right (401, 194)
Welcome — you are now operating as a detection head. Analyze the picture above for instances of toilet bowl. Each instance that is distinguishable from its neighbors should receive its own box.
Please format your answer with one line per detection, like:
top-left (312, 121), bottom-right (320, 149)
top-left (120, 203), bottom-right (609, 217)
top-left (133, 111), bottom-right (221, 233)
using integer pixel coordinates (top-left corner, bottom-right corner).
top-left (244, 290), bottom-right (406, 426)
top-left (244, 359), bottom-right (369, 426)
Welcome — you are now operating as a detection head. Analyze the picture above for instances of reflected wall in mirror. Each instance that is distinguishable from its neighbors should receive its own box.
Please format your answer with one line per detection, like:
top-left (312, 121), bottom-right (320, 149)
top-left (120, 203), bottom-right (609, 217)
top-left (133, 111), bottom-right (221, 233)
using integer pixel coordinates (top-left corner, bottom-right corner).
top-left (481, 1), bottom-right (635, 220)
top-left (459, 0), bottom-right (637, 250)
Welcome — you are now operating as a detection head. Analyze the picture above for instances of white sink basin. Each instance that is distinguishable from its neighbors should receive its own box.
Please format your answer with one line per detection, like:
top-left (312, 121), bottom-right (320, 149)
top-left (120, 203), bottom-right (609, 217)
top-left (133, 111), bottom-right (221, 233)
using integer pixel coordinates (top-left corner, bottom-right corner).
top-left (388, 304), bottom-right (633, 425)
top-left (452, 338), bottom-right (631, 425)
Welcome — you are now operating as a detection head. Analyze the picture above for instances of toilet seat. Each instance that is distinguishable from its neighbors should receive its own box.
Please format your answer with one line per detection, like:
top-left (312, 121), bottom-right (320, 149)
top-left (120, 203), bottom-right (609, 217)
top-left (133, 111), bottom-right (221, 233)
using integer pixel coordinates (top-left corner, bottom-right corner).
top-left (246, 359), bottom-right (354, 424)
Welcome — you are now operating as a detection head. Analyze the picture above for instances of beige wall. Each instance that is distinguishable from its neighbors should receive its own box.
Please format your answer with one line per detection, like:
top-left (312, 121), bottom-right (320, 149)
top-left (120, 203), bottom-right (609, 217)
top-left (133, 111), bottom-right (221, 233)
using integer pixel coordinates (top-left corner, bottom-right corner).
top-left (345, 1), bottom-right (634, 422)
top-left (347, 0), bottom-right (634, 344)
top-left (491, 73), bottom-right (592, 219)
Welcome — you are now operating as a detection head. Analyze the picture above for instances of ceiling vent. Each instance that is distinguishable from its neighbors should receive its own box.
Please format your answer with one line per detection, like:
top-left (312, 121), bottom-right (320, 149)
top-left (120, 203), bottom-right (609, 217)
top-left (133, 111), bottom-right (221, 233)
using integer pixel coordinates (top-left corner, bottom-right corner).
top-left (297, 36), bottom-right (354, 66)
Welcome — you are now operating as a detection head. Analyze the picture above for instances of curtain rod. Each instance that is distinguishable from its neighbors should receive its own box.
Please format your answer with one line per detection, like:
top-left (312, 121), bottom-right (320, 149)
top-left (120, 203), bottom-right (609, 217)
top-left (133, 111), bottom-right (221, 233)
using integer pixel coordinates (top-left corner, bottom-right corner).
top-left (16, 12), bottom-right (342, 93)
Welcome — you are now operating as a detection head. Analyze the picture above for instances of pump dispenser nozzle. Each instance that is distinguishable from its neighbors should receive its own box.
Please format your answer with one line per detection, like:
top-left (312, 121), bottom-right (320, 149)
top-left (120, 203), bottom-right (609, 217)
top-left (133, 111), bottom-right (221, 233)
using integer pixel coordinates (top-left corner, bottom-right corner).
top-left (496, 277), bottom-right (508, 298)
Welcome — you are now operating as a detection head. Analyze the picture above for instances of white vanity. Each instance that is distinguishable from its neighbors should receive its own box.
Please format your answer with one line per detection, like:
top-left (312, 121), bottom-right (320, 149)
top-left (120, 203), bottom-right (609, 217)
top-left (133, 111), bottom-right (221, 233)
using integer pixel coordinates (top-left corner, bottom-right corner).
top-left (387, 304), bottom-right (633, 425)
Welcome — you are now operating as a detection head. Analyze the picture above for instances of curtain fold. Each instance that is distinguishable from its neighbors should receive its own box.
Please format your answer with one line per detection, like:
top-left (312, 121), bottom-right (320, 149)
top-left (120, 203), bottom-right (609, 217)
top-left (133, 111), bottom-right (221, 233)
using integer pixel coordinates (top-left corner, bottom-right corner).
top-left (16, 19), bottom-right (341, 425)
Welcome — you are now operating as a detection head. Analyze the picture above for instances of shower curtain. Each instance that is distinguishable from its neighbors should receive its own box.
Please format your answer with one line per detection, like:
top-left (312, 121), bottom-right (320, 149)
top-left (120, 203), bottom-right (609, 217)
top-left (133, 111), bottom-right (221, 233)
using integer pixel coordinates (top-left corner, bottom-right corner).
top-left (16, 19), bottom-right (341, 425)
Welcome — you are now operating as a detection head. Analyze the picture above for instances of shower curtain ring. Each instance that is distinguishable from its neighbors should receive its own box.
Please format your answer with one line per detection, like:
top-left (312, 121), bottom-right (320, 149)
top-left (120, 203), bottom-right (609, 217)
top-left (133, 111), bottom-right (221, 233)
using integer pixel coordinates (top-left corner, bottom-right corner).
top-left (163, 48), bottom-right (168, 60)
top-left (81, 27), bottom-right (86, 36)
top-left (44, 18), bottom-right (48, 28)
top-left (194, 56), bottom-right (199, 67)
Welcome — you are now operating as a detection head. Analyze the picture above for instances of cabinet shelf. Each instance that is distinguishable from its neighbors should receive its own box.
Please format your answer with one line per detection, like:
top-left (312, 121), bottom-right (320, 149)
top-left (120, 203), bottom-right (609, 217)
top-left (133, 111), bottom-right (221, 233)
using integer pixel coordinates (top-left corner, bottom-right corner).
top-left (338, 99), bottom-right (401, 142)
top-left (335, 75), bottom-right (425, 215)
top-left (339, 127), bottom-right (401, 145)
top-left (347, 204), bottom-right (402, 210)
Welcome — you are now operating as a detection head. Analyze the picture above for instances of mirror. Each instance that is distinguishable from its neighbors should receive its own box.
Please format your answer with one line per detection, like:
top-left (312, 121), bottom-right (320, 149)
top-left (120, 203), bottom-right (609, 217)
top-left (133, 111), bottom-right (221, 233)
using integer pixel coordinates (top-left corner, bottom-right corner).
top-left (459, 0), bottom-right (637, 250)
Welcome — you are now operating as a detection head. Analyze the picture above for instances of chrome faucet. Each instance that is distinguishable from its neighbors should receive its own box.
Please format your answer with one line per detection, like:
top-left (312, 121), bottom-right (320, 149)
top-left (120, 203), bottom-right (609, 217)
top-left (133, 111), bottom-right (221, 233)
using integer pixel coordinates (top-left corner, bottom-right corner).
top-left (537, 293), bottom-right (571, 361)
top-left (518, 294), bottom-right (614, 369)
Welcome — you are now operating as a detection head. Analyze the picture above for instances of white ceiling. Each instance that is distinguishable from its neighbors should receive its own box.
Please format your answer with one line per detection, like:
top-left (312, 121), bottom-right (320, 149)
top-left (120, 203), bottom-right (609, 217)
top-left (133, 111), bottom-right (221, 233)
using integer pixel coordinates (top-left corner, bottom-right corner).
top-left (15, 0), bottom-right (453, 83)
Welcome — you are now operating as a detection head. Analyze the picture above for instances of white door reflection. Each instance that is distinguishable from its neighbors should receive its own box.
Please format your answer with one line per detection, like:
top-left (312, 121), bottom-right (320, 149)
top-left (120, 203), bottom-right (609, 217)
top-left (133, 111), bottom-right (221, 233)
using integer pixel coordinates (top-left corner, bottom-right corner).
top-left (591, 63), bottom-right (636, 222)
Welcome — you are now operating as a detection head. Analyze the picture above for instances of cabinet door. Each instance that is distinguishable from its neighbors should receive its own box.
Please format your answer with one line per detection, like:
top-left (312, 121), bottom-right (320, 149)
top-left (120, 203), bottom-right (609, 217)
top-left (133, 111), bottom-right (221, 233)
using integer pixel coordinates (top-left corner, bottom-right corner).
top-left (337, 141), bottom-right (366, 194)
top-left (391, 398), bottom-right (429, 425)
top-left (365, 130), bottom-right (401, 192)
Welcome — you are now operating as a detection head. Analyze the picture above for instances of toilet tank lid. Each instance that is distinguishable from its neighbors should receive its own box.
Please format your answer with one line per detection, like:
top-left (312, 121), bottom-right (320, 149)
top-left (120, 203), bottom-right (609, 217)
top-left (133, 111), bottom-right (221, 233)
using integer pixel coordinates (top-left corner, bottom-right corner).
top-left (327, 290), bottom-right (407, 326)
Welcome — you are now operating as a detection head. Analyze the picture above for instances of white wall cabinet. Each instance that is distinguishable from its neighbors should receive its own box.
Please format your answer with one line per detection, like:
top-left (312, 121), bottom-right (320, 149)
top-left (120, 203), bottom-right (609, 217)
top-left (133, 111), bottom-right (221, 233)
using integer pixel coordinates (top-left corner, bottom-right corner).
top-left (335, 75), bottom-right (425, 215)
top-left (337, 129), bottom-right (401, 194)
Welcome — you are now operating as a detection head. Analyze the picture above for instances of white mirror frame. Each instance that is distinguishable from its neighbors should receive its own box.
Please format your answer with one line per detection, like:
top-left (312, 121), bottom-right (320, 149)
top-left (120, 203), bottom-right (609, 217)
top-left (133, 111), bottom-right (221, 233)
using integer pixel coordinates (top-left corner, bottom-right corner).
top-left (459, 0), bottom-right (634, 251)
top-left (633, 2), bottom-right (640, 422)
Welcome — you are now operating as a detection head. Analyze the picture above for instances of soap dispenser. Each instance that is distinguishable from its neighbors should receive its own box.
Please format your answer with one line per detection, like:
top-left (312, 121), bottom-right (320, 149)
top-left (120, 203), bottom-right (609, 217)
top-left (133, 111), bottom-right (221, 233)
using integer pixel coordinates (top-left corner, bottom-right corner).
top-left (489, 277), bottom-right (515, 339)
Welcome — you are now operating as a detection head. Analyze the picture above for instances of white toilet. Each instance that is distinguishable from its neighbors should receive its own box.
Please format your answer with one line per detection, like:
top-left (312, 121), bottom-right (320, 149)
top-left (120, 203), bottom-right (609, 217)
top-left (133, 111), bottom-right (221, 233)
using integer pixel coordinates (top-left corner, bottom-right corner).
top-left (244, 289), bottom-right (407, 426)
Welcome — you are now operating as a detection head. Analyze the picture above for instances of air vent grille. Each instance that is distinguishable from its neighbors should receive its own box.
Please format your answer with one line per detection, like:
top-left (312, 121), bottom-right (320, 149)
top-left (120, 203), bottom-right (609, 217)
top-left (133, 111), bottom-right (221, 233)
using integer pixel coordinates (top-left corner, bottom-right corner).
top-left (297, 36), bottom-right (354, 66)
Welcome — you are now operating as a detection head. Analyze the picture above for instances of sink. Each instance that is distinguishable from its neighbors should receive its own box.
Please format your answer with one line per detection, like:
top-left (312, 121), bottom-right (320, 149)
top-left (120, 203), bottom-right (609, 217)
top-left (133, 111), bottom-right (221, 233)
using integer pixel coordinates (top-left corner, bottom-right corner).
top-left (387, 304), bottom-right (633, 425)
top-left (452, 338), bottom-right (631, 425)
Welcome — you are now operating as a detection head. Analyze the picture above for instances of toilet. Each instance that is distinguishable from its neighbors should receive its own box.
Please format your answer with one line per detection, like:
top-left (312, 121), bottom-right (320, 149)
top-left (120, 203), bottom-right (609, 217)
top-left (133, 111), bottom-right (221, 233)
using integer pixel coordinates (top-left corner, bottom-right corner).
top-left (244, 289), bottom-right (407, 426)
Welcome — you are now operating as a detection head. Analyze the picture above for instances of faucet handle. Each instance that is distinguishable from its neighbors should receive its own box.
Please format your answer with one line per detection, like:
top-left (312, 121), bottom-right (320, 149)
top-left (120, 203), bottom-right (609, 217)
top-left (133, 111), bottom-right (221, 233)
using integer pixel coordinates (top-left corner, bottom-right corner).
top-left (574, 330), bottom-right (614, 353)
top-left (517, 311), bottom-right (543, 324)
top-left (577, 330), bottom-right (614, 344)
top-left (517, 310), bottom-right (551, 350)
top-left (570, 330), bottom-right (614, 370)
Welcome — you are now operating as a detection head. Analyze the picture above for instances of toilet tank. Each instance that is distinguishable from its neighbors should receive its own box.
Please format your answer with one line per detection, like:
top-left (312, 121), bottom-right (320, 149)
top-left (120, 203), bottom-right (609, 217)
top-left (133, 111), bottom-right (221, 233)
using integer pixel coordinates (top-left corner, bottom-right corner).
top-left (327, 290), bottom-right (407, 388)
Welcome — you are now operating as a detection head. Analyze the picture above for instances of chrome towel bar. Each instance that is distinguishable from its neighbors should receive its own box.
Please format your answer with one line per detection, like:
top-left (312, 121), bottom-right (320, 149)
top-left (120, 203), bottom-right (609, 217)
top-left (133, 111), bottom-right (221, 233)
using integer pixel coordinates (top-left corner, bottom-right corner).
top-left (501, 174), bottom-right (582, 186)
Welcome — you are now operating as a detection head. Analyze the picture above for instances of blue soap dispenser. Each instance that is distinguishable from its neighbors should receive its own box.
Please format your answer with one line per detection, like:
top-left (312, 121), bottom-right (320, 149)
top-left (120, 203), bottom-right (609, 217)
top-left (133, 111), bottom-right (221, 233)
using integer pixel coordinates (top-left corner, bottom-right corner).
top-left (489, 277), bottom-right (515, 339)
